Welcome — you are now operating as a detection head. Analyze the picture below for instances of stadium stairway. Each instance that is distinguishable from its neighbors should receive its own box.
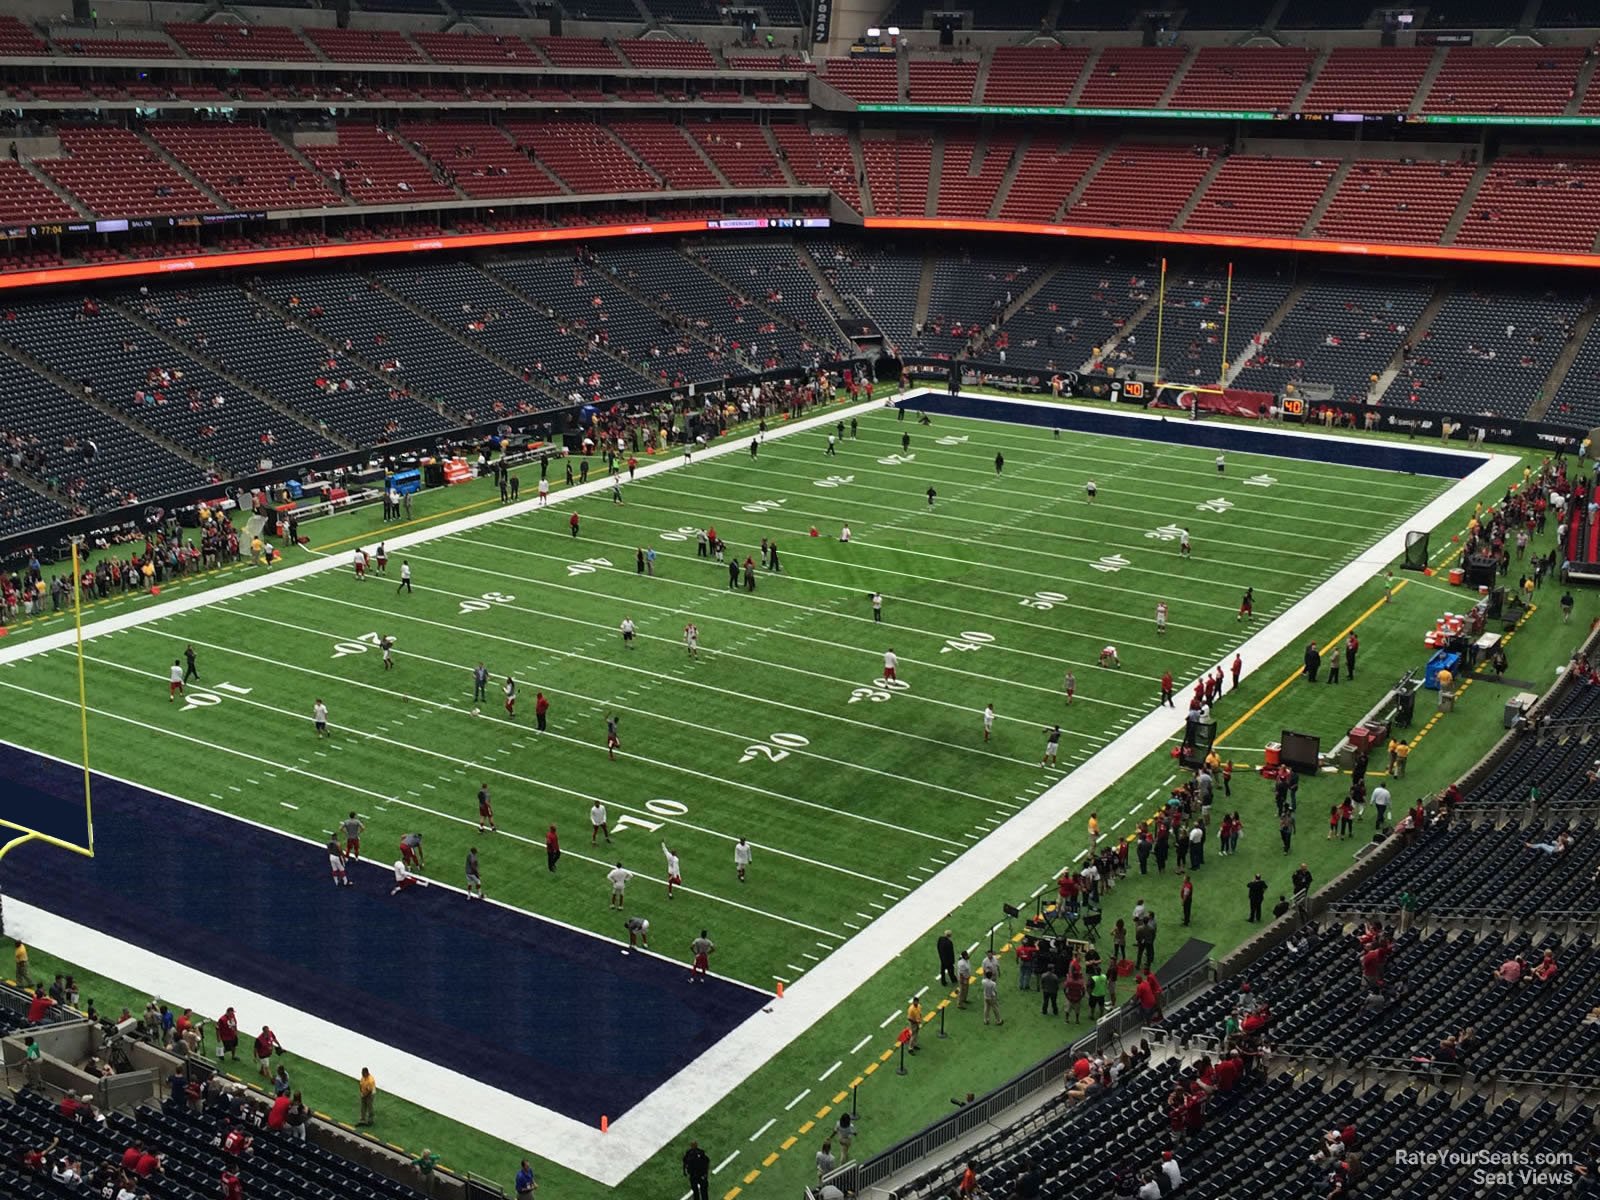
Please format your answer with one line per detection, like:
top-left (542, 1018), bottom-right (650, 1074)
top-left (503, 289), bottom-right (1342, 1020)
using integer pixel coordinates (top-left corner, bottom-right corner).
top-left (15, 158), bottom-right (91, 220)
top-left (1570, 53), bottom-right (1600, 118)
top-left (1067, 46), bottom-right (1099, 105)
top-left (758, 126), bottom-right (799, 186)
top-left (1409, 46), bottom-right (1448, 115)
top-left (1224, 279), bottom-right (1312, 387)
top-left (1156, 45), bottom-right (1198, 108)
top-left (679, 243), bottom-right (852, 353)
top-left (361, 271), bottom-right (557, 398)
top-left (133, 128), bottom-right (229, 213)
top-left (1169, 154), bottom-right (1228, 229)
top-left (0, 336), bottom-right (214, 477)
top-left (1368, 279), bottom-right (1452, 404)
top-left (1438, 160), bottom-right (1494, 246)
top-left (1289, 46), bottom-right (1329, 111)
top-left (475, 260), bottom-right (666, 391)
top-left (1527, 299), bottom-right (1600, 422)
top-left (238, 282), bottom-right (469, 421)
top-left (850, 131), bottom-right (873, 215)
top-left (793, 242), bottom-right (853, 319)
top-left (986, 131), bottom-right (1032, 219)
top-left (924, 133), bottom-right (944, 219)
top-left (912, 253), bottom-right (935, 333)
top-left (1050, 141), bottom-right (1118, 222)
top-left (1298, 159), bottom-right (1353, 237)
top-left (107, 298), bottom-right (358, 452)
top-left (692, 131), bottom-right (737, 188)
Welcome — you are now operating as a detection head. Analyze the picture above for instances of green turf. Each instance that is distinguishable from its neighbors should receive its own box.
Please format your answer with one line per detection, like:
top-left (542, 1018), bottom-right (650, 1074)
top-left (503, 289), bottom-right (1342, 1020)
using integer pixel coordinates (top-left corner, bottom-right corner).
top-left (3, 395), bottom-right (1573, 1200)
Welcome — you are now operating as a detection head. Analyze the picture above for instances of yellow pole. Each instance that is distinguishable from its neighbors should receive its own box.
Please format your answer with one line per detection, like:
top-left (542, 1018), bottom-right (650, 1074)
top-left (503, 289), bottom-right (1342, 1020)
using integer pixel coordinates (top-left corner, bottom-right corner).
top-left (70, 542), bottom-right (94, 856)
top-left (1218, 261), bottom-right (1234, 394)
top-left (1153, 257), bottom-right (1167, 391)
top-left (0, 832), bottom-right (39, 867)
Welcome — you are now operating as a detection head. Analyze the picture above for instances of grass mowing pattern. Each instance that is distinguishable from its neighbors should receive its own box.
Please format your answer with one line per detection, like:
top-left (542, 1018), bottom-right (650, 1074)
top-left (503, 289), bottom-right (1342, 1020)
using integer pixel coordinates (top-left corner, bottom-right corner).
top-left (0, 404), bottom-right (1493, 1197)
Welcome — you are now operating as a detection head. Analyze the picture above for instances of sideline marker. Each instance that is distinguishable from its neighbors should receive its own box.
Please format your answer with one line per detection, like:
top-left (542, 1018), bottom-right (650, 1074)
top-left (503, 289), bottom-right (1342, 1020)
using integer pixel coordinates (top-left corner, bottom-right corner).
top-left (600, 1115), bottom-right (609, 1133)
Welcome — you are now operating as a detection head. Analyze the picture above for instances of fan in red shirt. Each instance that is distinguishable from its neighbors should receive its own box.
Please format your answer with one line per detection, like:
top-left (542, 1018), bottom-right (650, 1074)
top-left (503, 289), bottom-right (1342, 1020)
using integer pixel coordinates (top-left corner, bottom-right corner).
top-left (267, 1093), bottom-right (291, 1130)
top-left (121, 1144), bottom-right (144, 1174)
top-left (221, 1168), bottom-right (243, 1200)
top-left (135, 1150), bottom-right (162, 1178)
top-left (216, 1007), bottom-right (239, 1061)
top-left (221, 1121), bottom-right (252, 1157)
top-left (26, 988), bottom-right (55, 1024)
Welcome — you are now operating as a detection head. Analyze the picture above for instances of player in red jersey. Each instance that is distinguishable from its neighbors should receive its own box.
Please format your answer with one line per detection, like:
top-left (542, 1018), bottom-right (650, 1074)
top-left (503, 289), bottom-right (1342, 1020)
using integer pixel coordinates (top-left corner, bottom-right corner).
top-left (1238, 587), bottom-right (1254, 621)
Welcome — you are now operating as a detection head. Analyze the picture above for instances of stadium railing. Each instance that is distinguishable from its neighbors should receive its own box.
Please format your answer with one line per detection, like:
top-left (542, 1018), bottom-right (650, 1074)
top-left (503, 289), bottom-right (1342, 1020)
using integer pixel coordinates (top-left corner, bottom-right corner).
top-left (818, 958), bottom-right (1214, 1197)
top-left (0, 358), bottom-right (869, 564)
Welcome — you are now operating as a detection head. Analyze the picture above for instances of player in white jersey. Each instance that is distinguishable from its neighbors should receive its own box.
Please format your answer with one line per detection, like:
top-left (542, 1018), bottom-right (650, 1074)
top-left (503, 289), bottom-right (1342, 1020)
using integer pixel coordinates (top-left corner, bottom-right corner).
top-left (620, 617), bottom-right (636, 649)
top-left (662, 842), bottom-right (682, 899)
top-left (684, 623), bottom-right (699, 658)
top-left (591, 801), bottom-right (610, 844)
top-left (352, 548), bottom-right (367, 580)
top-left (883, 649), bottom-right (898, 682)
top-left (1179, 529), bottom-right (1192, 558)
top-left (734, 838), bottom-right (753, 882)
top-left (1155, 602), bottom-right (1168, 635)
top-left (982, 703), bottom-right (995, 742)
top-left (607, 862), bottom-right (632, 909)
top-left (537, 477), bottom-right (550, 506)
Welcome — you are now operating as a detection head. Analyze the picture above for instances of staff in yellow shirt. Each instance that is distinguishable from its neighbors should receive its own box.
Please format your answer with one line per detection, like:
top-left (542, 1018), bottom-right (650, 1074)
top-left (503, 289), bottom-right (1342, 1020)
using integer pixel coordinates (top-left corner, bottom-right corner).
top-left (357, 1067), bottom-right (376, 1126)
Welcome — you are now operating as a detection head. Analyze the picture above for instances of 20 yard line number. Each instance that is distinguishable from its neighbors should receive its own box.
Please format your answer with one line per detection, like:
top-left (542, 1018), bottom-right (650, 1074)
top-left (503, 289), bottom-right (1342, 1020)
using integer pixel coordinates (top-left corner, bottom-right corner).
top-left (739, 731), bottom-right (810, 765)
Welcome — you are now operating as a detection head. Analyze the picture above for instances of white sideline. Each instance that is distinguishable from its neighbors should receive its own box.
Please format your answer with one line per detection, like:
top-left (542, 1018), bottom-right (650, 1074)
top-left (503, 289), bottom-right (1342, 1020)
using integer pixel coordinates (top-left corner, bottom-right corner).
top-left (0, 391), bottom-right (1521, 1184)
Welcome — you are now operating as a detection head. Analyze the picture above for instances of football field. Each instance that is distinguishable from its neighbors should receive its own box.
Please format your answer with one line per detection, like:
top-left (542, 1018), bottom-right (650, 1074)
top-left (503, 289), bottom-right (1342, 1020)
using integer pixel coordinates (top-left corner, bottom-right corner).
top-left (0, 392), bottom-right (1480, 1180)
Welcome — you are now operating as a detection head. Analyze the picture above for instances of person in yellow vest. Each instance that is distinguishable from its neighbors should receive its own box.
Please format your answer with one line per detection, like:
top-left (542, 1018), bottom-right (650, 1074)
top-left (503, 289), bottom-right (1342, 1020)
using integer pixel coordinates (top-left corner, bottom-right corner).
top-left (1393, 740), bottom-right (1410, 778)
top-left (250, 535), bottom-right (264, 566)
top-left (357, 1067), bottom-right (376, 1126)
top-left (1436, 667), bottom-right (1454, 711)
top-left (12, 940), bottom-right (29, 987)
top-left (141, 560), bottom-right (155, 590)
top-left (905, 996), bottom-right (923, 1054)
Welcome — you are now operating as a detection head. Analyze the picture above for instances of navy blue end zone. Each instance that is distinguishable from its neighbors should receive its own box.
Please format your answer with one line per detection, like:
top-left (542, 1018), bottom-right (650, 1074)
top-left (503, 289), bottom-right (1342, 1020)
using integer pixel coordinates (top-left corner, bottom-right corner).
top-left (901, 392), bottom-right (1484, 479)
top-left (1, 749), bottom-right (765, 1122)
top-left (0, 740), bottom-right (92, 849)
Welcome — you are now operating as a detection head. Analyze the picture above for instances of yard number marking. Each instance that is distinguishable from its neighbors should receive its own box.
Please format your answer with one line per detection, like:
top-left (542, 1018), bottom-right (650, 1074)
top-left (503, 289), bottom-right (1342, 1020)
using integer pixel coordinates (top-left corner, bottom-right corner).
top-left (813, 475), bottom-right (854, 489)
top-left (739, 732), bottom-right (810, 765)
top-left (940, 631), bottom-right (995, 654)
top-left (849, 678), bottom-right (911, 704)
top-left (459, 591), bottom-right (516, 614)
top-left (181, 680), bottom-right (252, 713)
top-left (567, 557), bottom-right (613, 576)
top-left (1019, 590), bottom-right (1069, 611)
top-left (331, 631), bottom-right (397, 659)
top-left (1089, 554), bottom-right (1130, 573)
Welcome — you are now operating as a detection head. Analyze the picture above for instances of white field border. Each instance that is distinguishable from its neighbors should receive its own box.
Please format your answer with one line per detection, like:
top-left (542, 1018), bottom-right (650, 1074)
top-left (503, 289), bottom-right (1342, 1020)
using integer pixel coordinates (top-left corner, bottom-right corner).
top-left (0, 390), bottom-right (1521, 1185)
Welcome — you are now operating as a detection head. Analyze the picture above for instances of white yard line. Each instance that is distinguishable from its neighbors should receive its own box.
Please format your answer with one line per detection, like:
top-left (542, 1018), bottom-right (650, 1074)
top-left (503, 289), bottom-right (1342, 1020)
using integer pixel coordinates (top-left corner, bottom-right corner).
top-left (0, 392), bottom-right (1517, 1187)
